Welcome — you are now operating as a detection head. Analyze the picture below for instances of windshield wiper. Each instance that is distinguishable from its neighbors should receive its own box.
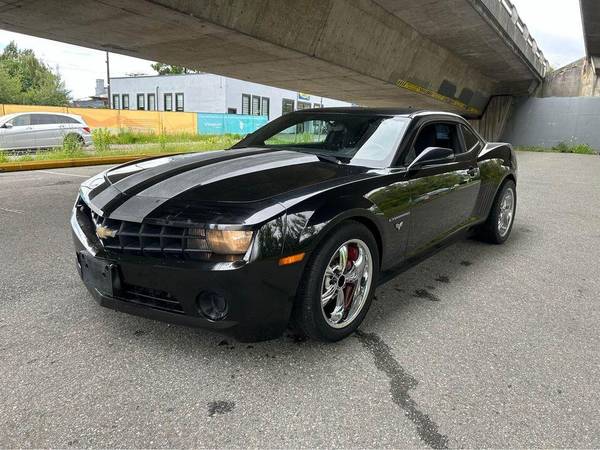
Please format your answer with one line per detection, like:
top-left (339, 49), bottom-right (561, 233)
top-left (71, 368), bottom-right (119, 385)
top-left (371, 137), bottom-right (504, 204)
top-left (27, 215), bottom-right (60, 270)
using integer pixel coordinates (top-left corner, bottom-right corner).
top-left (294, 150), bottom-right (348, 164)
top-left (314, 154), bottom-right (345, 164)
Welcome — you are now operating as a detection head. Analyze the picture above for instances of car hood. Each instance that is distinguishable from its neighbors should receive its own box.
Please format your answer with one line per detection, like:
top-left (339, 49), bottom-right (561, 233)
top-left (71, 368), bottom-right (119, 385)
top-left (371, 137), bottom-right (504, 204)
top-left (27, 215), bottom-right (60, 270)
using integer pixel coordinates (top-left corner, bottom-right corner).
top-left (81, 148), bottom-right (371, 226)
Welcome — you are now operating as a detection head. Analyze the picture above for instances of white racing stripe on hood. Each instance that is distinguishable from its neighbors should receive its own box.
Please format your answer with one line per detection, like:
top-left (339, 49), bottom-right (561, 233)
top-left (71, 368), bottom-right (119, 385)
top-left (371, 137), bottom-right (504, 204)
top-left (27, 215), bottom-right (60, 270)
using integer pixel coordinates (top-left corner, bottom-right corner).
top-left (108, 151), bottom-right (315, 221)
top-left (135, 151), bottom-right (313, 199)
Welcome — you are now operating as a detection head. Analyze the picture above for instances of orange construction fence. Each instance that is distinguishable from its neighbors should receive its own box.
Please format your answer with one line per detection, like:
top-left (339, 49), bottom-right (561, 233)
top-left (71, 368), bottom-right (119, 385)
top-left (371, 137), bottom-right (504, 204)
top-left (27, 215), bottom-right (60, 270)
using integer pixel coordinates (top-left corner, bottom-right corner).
top-left (0, 103), bottom-right (198, 134)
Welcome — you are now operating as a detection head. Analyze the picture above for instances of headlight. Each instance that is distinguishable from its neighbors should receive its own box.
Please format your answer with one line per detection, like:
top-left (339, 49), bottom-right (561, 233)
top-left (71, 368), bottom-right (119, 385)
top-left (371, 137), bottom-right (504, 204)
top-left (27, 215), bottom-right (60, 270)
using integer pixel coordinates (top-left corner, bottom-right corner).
top-left (206, 229), bottom-right (253, 255)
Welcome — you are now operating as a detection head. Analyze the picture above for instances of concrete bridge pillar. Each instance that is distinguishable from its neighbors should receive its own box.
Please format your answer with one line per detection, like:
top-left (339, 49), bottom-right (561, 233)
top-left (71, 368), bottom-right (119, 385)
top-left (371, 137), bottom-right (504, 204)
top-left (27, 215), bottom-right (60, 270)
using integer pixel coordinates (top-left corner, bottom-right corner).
top-left (471, 96), bottom-right (514, 141)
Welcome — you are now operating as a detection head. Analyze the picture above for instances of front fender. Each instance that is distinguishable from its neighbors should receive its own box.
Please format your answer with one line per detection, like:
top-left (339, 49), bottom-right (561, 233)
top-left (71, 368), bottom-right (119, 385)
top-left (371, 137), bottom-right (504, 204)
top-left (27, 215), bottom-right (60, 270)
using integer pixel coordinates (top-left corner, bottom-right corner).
top-left (282, 194), bottom-right (385, 258)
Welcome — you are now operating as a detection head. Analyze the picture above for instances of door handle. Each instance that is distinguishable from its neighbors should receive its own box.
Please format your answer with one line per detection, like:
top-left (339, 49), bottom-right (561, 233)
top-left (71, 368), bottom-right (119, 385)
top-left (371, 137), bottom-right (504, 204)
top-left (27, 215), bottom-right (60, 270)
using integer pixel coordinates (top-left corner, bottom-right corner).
top-left (467, 167), bottom-right (479, 177)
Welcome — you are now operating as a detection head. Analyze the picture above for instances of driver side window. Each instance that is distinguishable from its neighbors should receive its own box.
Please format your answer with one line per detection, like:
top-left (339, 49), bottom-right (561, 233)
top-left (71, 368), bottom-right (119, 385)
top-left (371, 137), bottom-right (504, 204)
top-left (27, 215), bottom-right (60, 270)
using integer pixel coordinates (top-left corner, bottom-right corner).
top-left (405, 122), bottom-right (462, 164)
top-left (8, 114), bottom-right (31, 127)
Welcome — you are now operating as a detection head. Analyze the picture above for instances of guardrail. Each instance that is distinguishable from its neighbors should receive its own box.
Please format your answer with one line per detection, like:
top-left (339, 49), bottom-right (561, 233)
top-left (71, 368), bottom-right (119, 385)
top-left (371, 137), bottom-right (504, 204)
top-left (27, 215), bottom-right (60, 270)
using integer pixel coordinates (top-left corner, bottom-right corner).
top-left (498, 0), bottom-right (550, 76)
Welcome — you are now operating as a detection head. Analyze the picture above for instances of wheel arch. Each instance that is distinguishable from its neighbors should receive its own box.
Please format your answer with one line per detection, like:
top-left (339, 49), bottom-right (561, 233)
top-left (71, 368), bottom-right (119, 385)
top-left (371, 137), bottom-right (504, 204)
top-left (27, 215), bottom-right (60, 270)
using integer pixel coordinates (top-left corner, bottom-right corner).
top-left (285, 203), bottom-right (386, 269)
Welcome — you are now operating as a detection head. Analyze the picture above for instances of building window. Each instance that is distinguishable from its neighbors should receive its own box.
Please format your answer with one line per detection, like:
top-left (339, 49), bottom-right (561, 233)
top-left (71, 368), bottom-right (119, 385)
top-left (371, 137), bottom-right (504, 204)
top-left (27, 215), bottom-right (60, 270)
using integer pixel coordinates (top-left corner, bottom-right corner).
top-left (242, 94), bottom-right (251, 115)
top-left (164, 93), bottom-right (173, 111)
top-left (261, 97), bottom-right (270, 118)
top-left (282, 98), bottom-right (294, 115)
top-left (228, 108), bottom-right (237, 114)
top-left (147, 93), bottom-right (156, 111)
top-left (137, 93), bottom-right (145, 110)
top-left (175, 93), bottom-right (184, 112)
top-left (251, 95), bottom-right (261, 116)
top-left (313, 103), bottom-right (322, 108)
top-left (297, 101), bottom-right (311, 110)
top-left (122, 94), bottom-right (129, 110)
top-left (112, 94), bottom-right (120, 110)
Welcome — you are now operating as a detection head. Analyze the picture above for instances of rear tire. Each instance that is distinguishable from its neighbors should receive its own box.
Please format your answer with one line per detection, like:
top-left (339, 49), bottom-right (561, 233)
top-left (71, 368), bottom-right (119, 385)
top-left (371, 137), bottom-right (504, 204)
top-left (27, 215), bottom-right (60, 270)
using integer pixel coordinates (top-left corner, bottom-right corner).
top-left (292, 221), bottom-right (379, 342)
top-left (477, 179), bottom-right (516, 244)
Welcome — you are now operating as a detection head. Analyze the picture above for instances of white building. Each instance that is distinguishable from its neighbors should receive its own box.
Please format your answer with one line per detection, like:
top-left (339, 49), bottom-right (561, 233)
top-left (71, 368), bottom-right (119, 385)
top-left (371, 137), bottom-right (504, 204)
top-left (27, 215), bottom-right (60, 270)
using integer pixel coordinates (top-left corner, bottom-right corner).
top-left (109, 73), bottom-right (351, 120)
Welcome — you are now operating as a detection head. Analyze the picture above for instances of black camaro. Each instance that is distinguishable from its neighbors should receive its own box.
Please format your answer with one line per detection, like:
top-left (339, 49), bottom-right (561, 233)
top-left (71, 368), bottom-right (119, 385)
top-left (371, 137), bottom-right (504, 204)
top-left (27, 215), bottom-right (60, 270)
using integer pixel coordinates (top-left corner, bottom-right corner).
top-left (72, 108), bottom-right (517, 342)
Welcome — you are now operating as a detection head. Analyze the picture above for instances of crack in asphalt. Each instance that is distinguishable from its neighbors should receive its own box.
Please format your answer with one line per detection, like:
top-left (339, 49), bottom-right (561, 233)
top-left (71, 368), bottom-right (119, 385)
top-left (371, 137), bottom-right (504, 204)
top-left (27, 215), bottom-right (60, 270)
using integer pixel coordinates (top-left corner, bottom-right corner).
top-left (355, 331), bottom-right (449, 449)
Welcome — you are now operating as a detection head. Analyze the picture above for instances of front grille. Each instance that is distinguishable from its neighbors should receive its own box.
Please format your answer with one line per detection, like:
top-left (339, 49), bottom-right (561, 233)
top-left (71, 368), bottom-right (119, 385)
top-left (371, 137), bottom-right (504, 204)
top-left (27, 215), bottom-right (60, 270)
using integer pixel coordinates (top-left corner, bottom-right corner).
top-left (81, 201), bottom-right (211, 260)
top-left (119, 284), bottom-right (185, 314)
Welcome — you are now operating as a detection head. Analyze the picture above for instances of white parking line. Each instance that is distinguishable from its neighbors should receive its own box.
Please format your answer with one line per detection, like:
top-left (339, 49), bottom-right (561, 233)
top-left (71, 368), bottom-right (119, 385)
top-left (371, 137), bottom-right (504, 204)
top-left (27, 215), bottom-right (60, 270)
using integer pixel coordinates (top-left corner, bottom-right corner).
top-left (37, 170), bottom-right (90, 178)
top-left (0, 207), bottom-right (24, 214)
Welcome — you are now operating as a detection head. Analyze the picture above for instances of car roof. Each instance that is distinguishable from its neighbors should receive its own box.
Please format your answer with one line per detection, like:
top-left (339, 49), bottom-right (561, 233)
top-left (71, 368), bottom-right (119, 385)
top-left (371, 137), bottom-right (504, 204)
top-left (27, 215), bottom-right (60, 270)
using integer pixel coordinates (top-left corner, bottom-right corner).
top-left (1, 111), bottom-right (80, 119)
top-left (0, 111), bottom-right (84, 123)
top-left (291, 106), bottom-right (465, 120)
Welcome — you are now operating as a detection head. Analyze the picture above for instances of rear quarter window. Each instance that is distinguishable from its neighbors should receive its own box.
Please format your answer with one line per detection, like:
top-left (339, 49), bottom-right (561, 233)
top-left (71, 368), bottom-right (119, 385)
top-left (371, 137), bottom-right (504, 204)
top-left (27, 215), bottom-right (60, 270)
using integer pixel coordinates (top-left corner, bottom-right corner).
top-left (59, 116), bottom-right (81, 124)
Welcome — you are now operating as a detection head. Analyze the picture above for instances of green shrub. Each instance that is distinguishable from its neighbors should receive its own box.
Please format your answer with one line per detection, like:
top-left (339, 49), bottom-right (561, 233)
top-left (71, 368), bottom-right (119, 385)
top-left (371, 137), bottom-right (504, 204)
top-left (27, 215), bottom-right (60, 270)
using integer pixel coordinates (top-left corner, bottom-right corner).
top-left (0, 150), bottom-right (8, 163)
top-left (551, 142), bottom-right (597, 154)
top-left (552, 142), bottom-right (570, 153)
top-left (518, 143), bottom-right (597, 155)
top-left (158, 127), bottom-right (168, 152)
top-left (569, 143), bottom-right (597, 155)
top-left (62, 134), bottom-right (84, 156)
top-left (92, 128), bottom-right (112, 153)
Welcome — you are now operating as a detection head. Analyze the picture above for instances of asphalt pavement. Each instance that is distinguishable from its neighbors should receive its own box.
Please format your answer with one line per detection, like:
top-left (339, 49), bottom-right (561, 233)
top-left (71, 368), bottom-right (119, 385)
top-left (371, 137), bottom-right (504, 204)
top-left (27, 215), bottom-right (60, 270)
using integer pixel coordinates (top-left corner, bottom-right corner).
top-left (1, 152), bottom-right (599, 448)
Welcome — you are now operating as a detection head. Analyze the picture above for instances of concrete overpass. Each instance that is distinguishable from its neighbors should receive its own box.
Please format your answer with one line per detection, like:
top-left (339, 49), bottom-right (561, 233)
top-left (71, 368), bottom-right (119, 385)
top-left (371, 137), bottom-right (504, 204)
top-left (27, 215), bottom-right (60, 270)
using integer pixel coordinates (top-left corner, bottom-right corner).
top-left (0, 0), bottom-right (547, 119)
top-left (581, 0), bottom-right (600, 70)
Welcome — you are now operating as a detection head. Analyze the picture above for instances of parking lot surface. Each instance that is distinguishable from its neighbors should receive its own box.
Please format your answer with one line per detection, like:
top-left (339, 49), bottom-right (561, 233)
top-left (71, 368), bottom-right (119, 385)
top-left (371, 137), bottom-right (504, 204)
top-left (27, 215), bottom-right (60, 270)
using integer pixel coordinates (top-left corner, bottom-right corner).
top-left (1, 152), bottom-right (599, 448)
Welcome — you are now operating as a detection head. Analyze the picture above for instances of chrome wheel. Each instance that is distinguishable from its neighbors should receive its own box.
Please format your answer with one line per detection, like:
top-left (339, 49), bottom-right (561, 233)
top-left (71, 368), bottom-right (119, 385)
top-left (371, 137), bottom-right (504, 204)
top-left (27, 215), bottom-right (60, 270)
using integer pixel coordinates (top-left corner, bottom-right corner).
top-left (320, 239), bottom-right (373, 329)
top-left (498, 187), bottom-right (515, 237)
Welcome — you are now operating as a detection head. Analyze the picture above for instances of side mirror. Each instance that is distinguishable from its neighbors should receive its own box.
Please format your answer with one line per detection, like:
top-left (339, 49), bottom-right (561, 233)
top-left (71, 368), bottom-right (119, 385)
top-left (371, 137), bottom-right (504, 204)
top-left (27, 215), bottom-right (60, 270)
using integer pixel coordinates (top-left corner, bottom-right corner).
top-left (407, 146), bottom-right (454, 171)
top-left (2, 122), bottom-right (13, 129)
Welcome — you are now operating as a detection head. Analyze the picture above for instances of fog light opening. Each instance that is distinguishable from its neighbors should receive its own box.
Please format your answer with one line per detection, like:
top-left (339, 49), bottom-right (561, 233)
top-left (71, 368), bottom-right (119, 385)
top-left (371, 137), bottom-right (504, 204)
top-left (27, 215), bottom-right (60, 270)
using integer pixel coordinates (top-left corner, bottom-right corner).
top-left (196, 291), bottom-right (228, 321)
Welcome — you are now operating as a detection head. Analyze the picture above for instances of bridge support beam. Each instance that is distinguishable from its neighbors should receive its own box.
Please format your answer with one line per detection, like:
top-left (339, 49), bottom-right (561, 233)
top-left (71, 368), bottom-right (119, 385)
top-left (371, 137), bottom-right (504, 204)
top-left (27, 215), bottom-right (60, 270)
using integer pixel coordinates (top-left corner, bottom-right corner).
top-left (0, 0), bottom-right (546, 116)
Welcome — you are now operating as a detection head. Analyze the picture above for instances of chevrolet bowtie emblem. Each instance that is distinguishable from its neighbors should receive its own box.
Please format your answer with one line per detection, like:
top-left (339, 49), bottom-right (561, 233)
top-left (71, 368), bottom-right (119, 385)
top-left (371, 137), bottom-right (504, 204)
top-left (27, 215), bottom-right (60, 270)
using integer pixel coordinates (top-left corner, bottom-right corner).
top-left (96, 225), bottom-right (118, 239)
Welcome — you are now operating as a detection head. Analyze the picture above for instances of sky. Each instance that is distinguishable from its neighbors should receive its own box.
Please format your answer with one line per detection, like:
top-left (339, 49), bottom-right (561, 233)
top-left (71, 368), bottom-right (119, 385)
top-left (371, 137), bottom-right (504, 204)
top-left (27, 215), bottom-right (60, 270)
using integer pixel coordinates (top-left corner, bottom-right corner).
top-left (0, 0), bottom-right (587, 99)
top-left (511, 0), bottom-right (585, 69)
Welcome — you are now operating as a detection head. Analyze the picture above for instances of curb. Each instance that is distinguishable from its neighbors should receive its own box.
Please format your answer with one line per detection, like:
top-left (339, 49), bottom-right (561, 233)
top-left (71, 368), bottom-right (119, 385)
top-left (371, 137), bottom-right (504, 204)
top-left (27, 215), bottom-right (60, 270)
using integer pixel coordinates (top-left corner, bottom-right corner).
top-left (0, 154), bottom-right (174, 173)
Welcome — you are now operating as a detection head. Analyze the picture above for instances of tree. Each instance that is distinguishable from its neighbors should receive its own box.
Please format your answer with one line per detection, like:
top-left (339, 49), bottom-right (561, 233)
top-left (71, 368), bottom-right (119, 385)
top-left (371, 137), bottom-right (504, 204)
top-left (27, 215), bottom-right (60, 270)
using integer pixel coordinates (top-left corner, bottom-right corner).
top-left (151, 62), bottom-right (197, 75)
top-left (0, 41), bottom-right (70, 105)
top-left (0, 65), bottom-right (21, 103)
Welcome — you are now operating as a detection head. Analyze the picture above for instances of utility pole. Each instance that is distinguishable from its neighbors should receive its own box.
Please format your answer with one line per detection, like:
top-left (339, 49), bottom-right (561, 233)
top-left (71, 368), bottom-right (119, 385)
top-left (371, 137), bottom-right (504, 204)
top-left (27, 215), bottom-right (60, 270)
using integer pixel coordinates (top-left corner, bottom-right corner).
top-left (105, 51), bottom-right (111, 109)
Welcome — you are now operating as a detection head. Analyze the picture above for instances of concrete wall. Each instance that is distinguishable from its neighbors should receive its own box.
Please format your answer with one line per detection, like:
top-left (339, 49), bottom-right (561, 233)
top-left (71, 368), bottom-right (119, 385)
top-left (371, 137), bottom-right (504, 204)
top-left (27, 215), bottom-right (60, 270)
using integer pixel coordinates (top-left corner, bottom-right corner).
top-left (502, 96), bottom-right (600, 148)
top-left (542, 58), bottom-right (600, 98)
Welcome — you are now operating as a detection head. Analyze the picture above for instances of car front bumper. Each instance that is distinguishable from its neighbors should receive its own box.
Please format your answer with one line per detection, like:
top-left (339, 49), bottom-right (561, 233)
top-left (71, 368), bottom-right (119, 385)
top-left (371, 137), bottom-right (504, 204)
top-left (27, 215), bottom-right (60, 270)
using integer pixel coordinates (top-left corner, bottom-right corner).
top-left (71, 207), bottom-right (306, 341)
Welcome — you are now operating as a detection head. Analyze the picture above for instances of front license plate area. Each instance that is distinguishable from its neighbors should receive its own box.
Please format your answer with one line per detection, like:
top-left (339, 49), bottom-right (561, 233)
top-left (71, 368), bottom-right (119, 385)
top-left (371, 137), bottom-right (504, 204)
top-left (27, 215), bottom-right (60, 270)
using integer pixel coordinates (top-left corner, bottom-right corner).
top-left (78, 252), bottom-right (117, 297)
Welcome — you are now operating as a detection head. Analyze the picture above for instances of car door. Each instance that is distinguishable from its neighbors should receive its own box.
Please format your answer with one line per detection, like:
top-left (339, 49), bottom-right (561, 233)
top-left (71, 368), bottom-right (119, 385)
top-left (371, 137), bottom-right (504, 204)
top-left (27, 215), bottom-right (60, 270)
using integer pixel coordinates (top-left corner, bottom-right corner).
top-left (30, 113), bottom-right (61, 148)
top-left (1, 114), bottom-right (34, 150)
top-left (403, 120), bottom-right (481, 255)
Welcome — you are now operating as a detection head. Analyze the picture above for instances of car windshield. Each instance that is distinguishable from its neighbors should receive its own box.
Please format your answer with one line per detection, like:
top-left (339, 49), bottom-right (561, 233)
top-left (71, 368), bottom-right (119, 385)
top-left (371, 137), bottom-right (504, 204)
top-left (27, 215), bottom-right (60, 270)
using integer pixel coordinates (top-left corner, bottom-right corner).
top-left (236, 113), bottom-right (410, 168)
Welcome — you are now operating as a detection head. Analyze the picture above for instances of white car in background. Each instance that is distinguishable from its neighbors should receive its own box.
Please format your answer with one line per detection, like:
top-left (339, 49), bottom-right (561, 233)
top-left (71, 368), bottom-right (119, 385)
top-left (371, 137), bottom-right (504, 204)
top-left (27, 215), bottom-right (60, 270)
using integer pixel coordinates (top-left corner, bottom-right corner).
top-left (0, 112), bottom-right (92, 151)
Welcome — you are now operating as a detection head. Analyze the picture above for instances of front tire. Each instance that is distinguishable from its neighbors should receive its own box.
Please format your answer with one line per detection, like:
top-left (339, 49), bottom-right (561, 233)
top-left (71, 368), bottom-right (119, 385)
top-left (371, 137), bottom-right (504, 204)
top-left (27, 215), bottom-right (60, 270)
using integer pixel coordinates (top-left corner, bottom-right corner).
top-left (292, 221), bottom-right (379, 342)
top-left (477, 179), bottom-right (517, 244)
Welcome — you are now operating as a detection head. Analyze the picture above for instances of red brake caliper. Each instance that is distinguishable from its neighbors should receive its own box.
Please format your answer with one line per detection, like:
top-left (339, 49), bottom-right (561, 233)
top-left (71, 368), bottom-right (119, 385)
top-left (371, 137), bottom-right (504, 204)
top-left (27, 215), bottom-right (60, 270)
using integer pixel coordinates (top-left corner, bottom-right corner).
top-left (343, 245), bottom-right (360, 316)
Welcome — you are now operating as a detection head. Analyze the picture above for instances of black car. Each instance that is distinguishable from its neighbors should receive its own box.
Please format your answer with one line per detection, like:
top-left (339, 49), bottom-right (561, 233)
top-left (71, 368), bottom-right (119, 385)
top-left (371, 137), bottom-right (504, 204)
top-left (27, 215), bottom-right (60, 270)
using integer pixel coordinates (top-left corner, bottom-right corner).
top-left (72, 108), bottom-right (517, 342)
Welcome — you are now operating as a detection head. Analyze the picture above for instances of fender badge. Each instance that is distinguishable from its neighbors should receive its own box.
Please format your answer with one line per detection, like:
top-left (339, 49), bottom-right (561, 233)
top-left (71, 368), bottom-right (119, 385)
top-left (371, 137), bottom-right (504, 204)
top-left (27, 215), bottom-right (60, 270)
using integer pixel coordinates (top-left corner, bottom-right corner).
top-left (96, 225), bottom-right (118, 239)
